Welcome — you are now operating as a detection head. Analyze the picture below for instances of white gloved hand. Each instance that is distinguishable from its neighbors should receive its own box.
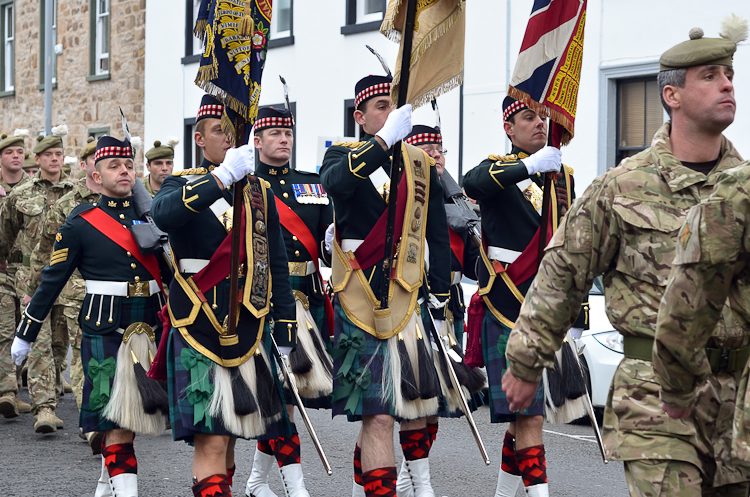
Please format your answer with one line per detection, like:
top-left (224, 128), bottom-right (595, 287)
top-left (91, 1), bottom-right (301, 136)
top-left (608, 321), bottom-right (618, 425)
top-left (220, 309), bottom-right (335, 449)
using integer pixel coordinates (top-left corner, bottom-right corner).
top-left (11, 337), bottom-right (31, 366)
top-left (279, 346), bottom-right (293, 357)
top-left (520, 146), bottom-right (562, 175)
top-left (212, 144), bottom-right (255, 187)
top-left (324, 223), bottom-right (335, 254)
top-left (376, 104), bottom-right (413, 149)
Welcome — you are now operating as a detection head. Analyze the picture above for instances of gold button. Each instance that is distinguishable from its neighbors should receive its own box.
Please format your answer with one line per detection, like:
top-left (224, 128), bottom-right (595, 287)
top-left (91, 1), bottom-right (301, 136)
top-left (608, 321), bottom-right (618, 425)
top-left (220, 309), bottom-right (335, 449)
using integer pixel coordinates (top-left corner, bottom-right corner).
top-left (292, 236), bottom-right (298, 241)
top-left (212, 304), bottom-right (218, 310)
top-left (85, 316), bottom-right (90, 321)
top-left (108, 318), bottom-right (113, 323)
top-left (280, 180), bottom-right (285, 185)
top-left (96, 321), bottom-right (101, 326)
top-left (27, 319), bottom-right (31, 324)
top-left (122, 225), bottom-right (127, 228)
top-left (93, 203), bottom-right (97, 206)
top-left (294, 250), bottom-right (300, 256)
top-left (134, 276), bottom-right (140, 282)
top-left (283, 192), bottom-right (289, 198)
top-left (126, 251), bottom-right (131, 257)
top-left (119, 214), bottom-right (125, 219)
top-left (187, 185), bottom-right (193, 191)
top-left (287, 323), bottom-right (293, 330)
top-left (131, 263), bottom-right (137, 269)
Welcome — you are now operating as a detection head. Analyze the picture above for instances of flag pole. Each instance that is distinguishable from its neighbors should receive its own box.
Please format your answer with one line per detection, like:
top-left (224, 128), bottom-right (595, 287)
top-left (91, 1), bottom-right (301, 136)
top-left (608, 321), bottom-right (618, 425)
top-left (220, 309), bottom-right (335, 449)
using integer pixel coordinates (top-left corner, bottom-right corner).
top-left (537, 123), bottom-right (555, 268)
top-left (380, 0), bottom-right (418, 309)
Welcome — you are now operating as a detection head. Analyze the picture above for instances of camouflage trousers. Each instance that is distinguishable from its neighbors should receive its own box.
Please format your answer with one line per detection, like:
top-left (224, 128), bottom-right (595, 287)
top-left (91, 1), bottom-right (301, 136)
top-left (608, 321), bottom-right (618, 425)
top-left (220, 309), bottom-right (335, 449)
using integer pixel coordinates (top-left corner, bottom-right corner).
top-left (624, 460), bottom-right (749, 497)
top-left (0, 286), bottom-right (21, 396)
top-left (26, 304), bottom-right (68, 414)
top-left (63, 305), bottom-right (83, 409)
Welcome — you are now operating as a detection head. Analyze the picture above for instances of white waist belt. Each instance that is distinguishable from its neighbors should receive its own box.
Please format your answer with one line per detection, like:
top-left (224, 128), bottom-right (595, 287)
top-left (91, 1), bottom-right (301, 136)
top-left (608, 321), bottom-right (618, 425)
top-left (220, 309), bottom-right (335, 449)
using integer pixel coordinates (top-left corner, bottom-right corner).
top-left (341, 239), bottom-right (364, 253)
top-left (85, 280), bottom-right (159, 297)
top-left (487, 246), bottom-right (522, 264)
top-left (451, 271), bottom-right (462, 285)
top-left (178, 258), bottom-right (210, 274)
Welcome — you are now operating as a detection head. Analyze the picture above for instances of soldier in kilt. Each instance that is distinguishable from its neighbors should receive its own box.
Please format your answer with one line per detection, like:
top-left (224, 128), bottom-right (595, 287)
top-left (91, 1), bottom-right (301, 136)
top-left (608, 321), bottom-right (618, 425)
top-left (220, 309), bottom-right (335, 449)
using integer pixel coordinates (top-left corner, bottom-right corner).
top-left (320, 76), bottom-right (451, 497)
top-left (151, 95), bottom-right (298, 497)
top-left (245, 106), bottom-right (334, 497)
top-left (11, 135), bottom-right (170, 497)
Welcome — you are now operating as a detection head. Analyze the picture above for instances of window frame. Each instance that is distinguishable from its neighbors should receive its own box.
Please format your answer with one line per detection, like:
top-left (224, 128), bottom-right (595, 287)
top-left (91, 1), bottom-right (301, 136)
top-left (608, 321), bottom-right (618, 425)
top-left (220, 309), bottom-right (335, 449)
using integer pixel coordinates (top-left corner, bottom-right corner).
top-left (615, 76), bottom-right (661, 166)
top-left (268, 0), bottom-right (294, 49)
top-left (343, 98), bottom-right (361, 140)
top-left (182, 0), bottom-right (203, 64)
top-left (597, 60), bottom-right (665, 175)
top-left (341, 0), bottom-right (384, 35)
top-left (38, 0), bottom-right (58, 88)
top-left (87, 0), bottom-right (111, 81)
top-left (0, 0), bottom-right (14, 96)
top-left (88, 126), bottom-right (110, 140)
top-left (184, 117), bottom-right (203, 169)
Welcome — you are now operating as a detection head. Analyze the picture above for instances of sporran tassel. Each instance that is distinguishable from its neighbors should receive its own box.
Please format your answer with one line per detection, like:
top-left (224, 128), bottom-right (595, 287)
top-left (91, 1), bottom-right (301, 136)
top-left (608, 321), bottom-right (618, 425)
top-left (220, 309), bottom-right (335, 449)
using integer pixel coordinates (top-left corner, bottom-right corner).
top-left (254, 349), bottom-right (283, 418)
top-left (230, 365), bottom-right (258, 416)
top-left (131, 350), bottom-right (169, 415)
top-left (416, 325), bottom-right (440, 400)
top-left (398, 333), bottom-right (421, 401)
top-left (289, 343), bottom-right (313, 375)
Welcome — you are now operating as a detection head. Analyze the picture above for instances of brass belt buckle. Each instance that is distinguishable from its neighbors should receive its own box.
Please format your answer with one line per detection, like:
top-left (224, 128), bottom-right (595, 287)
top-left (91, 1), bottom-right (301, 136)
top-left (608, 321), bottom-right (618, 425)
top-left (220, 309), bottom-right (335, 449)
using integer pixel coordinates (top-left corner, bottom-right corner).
top-left (289, 261), bottom-right (307, 276)
top-left (128, 281), bottom-right (151, 298)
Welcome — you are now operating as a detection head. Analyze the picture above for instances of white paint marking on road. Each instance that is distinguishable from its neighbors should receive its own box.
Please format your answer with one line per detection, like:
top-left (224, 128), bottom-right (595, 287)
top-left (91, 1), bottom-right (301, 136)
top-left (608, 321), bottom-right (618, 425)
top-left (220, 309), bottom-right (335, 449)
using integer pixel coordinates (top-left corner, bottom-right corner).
top-left (543, 429), bottom-right (597, 443)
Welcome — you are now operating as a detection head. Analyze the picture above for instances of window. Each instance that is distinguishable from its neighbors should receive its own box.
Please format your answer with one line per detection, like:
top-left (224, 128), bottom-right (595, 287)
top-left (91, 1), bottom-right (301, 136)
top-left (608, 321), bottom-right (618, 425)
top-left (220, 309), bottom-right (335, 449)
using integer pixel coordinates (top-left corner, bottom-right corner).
top-left (184, 118), bottom-right (203, 169)
top-left (270, 0), bottom-right (292, 40)
top-left (343, 99), bottom-right (361, 140)
top-left (39, 0), bottom-right (57, 86)
top-left (92, 0), bottom-right (110, 76)
top-left (183, 0), bottom-right (205, 63)
top-left (615, 77), bottom-right (663, 165)
top-left (342, 0), bottom-right (385, 35)
top-left (0, 1), bottom-right (13, 93)
top-left (88, 126), bottom-right (109, 140)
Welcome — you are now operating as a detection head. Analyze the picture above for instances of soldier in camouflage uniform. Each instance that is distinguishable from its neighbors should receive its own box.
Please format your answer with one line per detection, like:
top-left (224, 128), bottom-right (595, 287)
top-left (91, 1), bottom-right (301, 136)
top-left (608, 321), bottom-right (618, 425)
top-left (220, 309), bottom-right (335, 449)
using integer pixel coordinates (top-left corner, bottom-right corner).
top-left (0, 130), bottom-right (32, 418)
top-left (143, 139), bottom-right (176, 196)
top-left (22, 152), bottom-right (38, 177)
top-left (28, 138), bottom-right (99, 423)
top-left (0, 128), bottom-right (74, 433)
top-left (502, 24), bottom-right (750, 497)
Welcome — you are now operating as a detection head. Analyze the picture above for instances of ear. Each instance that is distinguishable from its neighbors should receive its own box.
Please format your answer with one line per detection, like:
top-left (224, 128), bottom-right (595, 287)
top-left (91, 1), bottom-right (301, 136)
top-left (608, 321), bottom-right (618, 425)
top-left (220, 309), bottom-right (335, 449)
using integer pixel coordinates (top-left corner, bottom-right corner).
top-left (354, 109), bottom-right (366, 127)
top-left (194, 131), bottom-right (205, 149)
top-left (34, 155), bottom-right (41, 166)
top-left (503, 120), bottom-right (515, 138)
top-left (253, 134), bottom-right (262, 149)
top-left (92, 169), bottom-right (102, 185)
top-left (663, 85), bottom-right (680, 114)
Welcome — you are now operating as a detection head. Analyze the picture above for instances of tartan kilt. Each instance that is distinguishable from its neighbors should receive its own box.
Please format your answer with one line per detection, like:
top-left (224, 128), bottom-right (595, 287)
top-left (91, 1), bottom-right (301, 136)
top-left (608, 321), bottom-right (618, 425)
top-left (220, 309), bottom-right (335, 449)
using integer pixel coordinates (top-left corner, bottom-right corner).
top-left (331, 299), bottom-right (391, 421)
top-left (285, 275), bottom-right (331, 410)
top-left (167, 325), bottom-right (292, 444)
top-left (482, 310), bottom-right (544, 422)
top-left (79, 296), bottom-right (161, 433)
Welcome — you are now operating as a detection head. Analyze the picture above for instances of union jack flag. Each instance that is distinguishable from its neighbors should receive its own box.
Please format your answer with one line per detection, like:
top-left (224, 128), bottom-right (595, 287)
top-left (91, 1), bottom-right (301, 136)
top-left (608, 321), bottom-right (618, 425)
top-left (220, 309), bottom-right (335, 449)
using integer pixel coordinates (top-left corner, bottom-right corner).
top-left (509, 0), bottom-right (587, 146)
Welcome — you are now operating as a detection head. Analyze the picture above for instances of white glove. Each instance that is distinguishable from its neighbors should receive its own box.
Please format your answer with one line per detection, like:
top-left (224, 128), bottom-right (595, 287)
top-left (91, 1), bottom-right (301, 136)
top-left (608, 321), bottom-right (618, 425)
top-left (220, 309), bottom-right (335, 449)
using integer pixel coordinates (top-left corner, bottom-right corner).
top-left (279, 346), bottom-right (293, 357)
top-left (11, 337), bottom-right (31, 366)
top-left (324, 223), bottom-right (335, 254)
top-left (520, 146), bottom-right (562, 175)
top-left (376, 104), bottom-right (413, 149)
top-left (212, 144), bottom-right (255, 187)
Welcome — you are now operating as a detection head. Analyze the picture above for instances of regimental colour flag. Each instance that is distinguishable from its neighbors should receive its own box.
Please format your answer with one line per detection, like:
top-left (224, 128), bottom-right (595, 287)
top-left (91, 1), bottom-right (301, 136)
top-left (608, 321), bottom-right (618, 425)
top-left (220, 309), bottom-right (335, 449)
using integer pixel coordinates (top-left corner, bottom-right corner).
top-left (194, 0), bottom-right (272, 146)
top-left (509, 0), bottom-right (586, 146)
top-left (381, 0), bottom-right (466, 109)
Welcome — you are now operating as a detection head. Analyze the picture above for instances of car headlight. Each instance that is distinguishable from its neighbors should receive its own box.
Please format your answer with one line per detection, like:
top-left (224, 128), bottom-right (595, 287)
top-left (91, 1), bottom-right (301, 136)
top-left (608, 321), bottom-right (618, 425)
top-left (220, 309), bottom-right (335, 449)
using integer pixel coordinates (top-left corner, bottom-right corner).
top-left (592, 330), bottom-right (623, 354)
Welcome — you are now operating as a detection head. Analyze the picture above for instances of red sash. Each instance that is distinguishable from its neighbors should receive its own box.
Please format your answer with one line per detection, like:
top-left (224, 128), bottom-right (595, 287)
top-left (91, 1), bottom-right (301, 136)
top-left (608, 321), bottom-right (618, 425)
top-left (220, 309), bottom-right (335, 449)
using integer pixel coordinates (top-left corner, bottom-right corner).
top-left (275, 196), bottom-right (335, 336)
top-left (449, 228), bottom-right (465, 270)
top-left (192, 204), bottom-right (247, 294)
top-left (502, 213), bottom-right (553, 285)
top-left (348, 173), bottom-right (408, 270)
top-left (80, 208), bottom-right (163, 292)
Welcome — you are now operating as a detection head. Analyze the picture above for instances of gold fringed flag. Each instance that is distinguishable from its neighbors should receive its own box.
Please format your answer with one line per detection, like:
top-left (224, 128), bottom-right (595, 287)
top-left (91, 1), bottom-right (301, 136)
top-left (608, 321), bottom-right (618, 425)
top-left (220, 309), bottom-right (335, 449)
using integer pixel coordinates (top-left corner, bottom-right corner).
top-left (194, 0), bottom-right (272, 146)
top-left (382, 0), bottom-right (466, 109)
top-left (508, 0), bottom-right (586, 146)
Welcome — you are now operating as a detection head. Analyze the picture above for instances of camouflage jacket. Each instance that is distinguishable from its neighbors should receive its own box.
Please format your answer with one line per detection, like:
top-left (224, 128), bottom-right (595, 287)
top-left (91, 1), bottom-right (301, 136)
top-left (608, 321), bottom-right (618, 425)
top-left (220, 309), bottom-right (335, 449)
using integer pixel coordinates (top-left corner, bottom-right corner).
top-left (505, 122), bottom-right (746, 475)
top-left (0, 173), bottom-right (73, 294)
top-left (143, 175), bottom-right (157, 197)
top-left (28, 179), bottom-right (100, 304)
top-left (0, 172), bottom-right (30, 291)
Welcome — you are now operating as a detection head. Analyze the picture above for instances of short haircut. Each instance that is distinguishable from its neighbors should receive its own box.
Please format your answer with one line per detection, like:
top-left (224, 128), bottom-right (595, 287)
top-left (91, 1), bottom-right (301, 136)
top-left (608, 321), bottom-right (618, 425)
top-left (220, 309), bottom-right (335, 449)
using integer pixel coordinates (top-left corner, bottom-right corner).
top-left (657, 68), bottom-right (687, 118)
top-left (196, 118), bottom-right (208, 136)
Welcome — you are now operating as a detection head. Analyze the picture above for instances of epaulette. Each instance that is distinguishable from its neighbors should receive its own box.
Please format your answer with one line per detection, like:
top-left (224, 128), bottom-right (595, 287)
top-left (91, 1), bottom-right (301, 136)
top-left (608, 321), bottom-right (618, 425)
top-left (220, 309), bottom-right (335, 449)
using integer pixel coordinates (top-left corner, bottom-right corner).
top-left (488, 154), bottom-right (519, 162)
top-left (173, 167), bottom-right (209, 176)
top-left (332, 141), bottom-right (366, 149)
top-left (563, 164), bottom-right (574, 175)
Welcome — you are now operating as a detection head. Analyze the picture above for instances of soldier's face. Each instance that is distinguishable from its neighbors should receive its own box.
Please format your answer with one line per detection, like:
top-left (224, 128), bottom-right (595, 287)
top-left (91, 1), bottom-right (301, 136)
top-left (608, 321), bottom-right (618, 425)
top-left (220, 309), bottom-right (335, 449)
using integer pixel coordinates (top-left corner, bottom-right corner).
top-left (81, 155), bottom-right (96, 180)
top-left (504, 110), bottom-right (547, 154)
top-left (195, 118), bottom-right (231, 165)
top-left (672, 64), bottom-right (735, 133)
top-left (254, 128), bottom-right (293, 166)
top-left (94, 157), bottom-right (135, 198)
top-left (35, 147), bottom-right (63, 177)
top-left (146, 158), bottom-right (174, 186)
top-left (417, 144), bottom-right (445, 177)
top-left (0, 146), bottom-right (24, 173)
top-left (24, 167), bottom-right (38, 177)
top-left (355, 97), bottom-right (393, 136)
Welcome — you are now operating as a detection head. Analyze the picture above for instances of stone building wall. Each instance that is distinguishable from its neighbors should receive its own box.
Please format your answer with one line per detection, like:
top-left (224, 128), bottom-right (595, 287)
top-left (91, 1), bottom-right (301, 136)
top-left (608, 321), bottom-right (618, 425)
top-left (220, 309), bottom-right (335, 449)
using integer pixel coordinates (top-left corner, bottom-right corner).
top-left (0, 0), bottom-right (145, 175)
